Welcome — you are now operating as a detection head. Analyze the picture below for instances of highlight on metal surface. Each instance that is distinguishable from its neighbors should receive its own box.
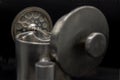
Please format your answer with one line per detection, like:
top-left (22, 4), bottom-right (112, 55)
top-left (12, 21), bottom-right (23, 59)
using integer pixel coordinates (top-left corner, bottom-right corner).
top-left (11, 6), bottom-right (52, 40)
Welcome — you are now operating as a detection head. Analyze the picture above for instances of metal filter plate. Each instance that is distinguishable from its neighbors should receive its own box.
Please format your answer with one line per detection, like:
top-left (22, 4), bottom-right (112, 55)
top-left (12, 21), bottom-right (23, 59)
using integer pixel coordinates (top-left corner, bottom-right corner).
top-left (11, 7), bottom-right (52, 40)
top-left (51, 6), bottom-right (109, 77)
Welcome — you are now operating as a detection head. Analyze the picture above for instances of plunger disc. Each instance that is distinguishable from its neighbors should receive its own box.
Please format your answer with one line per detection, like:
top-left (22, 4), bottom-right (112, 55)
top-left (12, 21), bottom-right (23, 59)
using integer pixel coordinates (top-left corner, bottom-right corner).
top-left (51, 6), bottom-right (109, 77)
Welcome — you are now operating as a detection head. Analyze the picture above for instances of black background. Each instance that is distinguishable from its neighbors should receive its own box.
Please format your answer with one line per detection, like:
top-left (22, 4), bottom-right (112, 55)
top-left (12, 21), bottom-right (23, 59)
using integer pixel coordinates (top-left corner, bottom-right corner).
top-left (0, 0), bottom-right (120, 79)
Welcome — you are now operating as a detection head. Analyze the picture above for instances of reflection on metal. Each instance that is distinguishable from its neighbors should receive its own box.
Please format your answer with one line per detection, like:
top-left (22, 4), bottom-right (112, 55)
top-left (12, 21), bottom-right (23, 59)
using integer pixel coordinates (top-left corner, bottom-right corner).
top-left (51, 6), bottom-right (109, 77)
top-left (11, 7), bottom-right (52, 40)
top-left (12, 6), bottom-right (109, 80)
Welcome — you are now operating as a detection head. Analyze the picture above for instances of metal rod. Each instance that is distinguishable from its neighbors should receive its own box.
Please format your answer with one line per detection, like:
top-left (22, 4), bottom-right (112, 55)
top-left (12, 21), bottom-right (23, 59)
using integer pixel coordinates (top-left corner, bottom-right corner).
top-left (35, 61), bottom-right (55, 80)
